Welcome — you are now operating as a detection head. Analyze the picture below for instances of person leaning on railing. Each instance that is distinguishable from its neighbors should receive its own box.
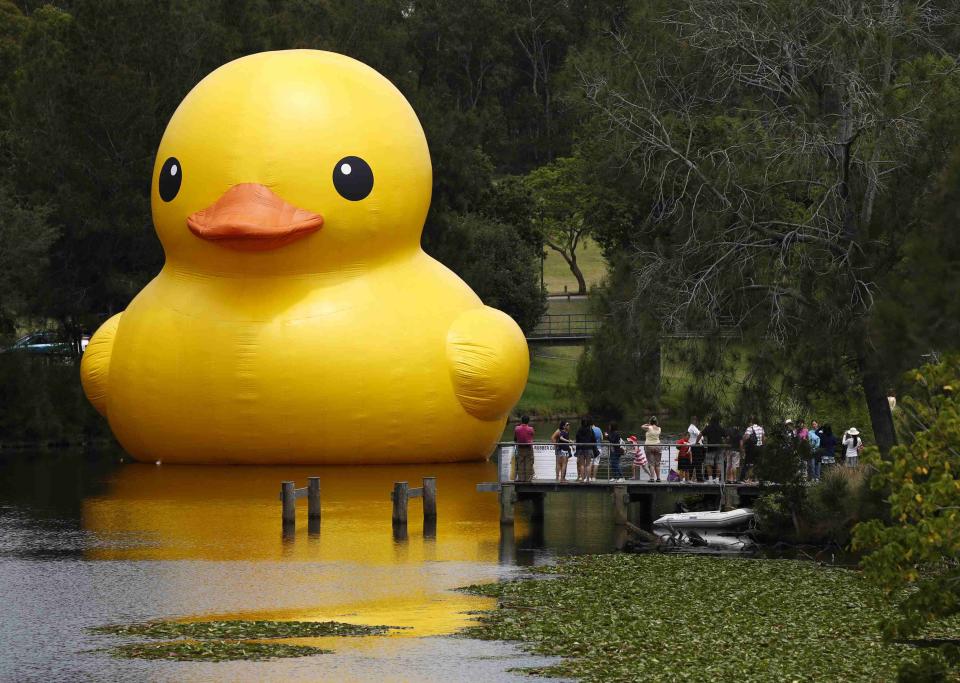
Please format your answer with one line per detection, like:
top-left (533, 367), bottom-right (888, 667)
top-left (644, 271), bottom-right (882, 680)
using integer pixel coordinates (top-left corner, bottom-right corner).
top-left (513, 415), bottom-right (535, 482)
top-left (551, 420), bottom-right (573, 481)
top-left (575, 420), bottom-right (595, 482)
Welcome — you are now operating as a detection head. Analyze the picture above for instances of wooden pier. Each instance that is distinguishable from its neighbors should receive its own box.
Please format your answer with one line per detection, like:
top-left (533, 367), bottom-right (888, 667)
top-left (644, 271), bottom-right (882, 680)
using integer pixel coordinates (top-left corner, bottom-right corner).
top-left (480, 479), bottom-right (772, 526)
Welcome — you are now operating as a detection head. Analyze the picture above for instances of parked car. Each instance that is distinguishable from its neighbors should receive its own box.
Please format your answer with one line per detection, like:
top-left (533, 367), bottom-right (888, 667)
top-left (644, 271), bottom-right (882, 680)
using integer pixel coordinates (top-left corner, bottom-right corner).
top-left (3, 331), bottom-right (90, 356)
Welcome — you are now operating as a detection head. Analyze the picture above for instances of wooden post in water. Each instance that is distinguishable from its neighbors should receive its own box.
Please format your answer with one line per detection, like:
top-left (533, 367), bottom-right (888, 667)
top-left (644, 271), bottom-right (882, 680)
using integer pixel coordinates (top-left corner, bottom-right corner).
top-left (637, 493), bottom-right (655, 528)
top-left (307, 477), bottom-right (321, 520)
top-left (422, 476), bottom-right (437, 520)
top-left (499, 483), bottom-right (516, 525)
top-left (612, 484), bottom-right (628, 526)
top-left (529, 493), bottom-right (545, 521)
top-left (392, 481), bottom-right (409, 526)
top-left (281, 481), bottom-right (296, 527)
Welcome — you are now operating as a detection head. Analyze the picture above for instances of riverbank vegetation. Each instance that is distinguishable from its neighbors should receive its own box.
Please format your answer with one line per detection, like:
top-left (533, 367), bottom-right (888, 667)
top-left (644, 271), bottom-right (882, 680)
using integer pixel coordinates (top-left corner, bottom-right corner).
top-left (853, 355), bottom-right (960, 677)
top-left (463, 554), bottom-right (959, 682)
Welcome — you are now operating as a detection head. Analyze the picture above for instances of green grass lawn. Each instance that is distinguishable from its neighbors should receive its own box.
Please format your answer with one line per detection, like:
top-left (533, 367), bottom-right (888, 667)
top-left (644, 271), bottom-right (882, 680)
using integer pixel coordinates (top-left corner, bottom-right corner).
top-left (515, 345), bottom-right (584, 417)
top-left (542, 236), bottom-right (607, 295)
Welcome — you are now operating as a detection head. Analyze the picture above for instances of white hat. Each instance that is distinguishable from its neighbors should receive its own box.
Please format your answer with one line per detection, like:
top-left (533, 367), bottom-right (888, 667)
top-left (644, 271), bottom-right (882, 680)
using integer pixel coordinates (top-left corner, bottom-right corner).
top-left (847, 427), bottom-right (860, 436)
top-left (785, 418), bottom-right (794, 424)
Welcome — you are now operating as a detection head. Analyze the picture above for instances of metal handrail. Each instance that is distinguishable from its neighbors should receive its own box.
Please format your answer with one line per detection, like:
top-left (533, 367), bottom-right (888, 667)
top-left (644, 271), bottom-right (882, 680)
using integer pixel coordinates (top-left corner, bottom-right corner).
top-left (497, 441), bottom-right (739, 484)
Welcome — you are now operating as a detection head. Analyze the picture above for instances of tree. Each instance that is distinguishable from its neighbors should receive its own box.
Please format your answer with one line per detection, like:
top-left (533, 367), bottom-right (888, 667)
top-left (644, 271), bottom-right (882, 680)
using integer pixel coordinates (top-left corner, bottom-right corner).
top-left (0, 185), bottom-right (56, 332)
top-left (852, 356), bottom-right (960, 677)
top-left (525, 156), bottom-right (592, 294)
top-left (574, 1), bottom-right (960, 450)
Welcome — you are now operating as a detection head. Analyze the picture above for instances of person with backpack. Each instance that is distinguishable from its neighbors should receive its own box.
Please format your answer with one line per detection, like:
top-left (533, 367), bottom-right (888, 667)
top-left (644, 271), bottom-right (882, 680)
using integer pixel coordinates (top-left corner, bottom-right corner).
top-left (575, 420), bottom-right (595, 482)
top-left (701, 415), bottom-right (726, 483)
top-left (608, 422), bottom-right (625, 481)
top-left (742, 419), bottom-right (764, 483)
top-left (818, 424), bottom-right (838, 470)
top-left (842, 427), bottom-right (863, 468)
top-left (590, 419), bottom-right (604, 482)
top-left (551, 420), bottom-right (573, 481)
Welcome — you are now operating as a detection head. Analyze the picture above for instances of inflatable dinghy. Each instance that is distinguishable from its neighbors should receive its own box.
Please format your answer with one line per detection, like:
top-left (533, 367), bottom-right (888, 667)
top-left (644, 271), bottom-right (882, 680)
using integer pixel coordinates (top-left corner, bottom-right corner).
top-left (653, 508), bottom-right (754, 529)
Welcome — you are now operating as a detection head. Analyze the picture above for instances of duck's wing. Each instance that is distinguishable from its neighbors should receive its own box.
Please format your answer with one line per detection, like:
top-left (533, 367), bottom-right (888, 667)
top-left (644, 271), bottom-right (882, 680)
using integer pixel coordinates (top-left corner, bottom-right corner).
top-left (445, 306), bottom-right (529, 421)
top-left (80, 312), bottom-right (123, 416)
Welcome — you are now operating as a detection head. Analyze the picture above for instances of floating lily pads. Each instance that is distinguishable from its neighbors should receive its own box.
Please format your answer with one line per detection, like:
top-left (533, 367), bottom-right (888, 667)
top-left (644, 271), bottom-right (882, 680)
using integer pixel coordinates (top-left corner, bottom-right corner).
top-left (91, 619), bottom-right (399, 640)
top-left (110, 640), bottom-right (330, 662)
top-left (461, 554), bottom-right (960, 682)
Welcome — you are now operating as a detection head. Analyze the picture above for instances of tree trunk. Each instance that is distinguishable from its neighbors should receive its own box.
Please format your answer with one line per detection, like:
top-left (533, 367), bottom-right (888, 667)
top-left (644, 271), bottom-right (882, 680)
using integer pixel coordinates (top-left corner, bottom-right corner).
top-left (568, 253), bottom-right (587, 295)
top-left (858, 355), bottom-right (897, 455)
top-left (548, 243), bottom-right (589, 295)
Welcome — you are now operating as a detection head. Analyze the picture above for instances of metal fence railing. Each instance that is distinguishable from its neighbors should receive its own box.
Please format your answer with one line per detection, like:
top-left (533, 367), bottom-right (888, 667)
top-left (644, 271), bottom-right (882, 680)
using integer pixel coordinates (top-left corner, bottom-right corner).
top-left (528, 314), bottom-right (603, 339)
top-left (498, 442), bottom-right (737, 483)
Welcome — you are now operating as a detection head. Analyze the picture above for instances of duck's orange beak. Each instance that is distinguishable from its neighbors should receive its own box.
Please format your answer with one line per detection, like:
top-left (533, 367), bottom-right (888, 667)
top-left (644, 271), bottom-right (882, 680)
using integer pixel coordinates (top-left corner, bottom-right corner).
top-left (187, 183), bottom-right (323, 251)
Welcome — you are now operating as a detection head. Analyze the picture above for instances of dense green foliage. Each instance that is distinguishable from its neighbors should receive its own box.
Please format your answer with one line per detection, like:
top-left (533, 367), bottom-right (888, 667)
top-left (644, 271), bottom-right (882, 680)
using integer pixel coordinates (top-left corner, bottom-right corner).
top-left (463, 554), bottom-right (960, 682)
top-left (568, 2), bottom-right (960, 447)
top-left (755, 466), bottom-right (885, 545)
top-left (0, 354), bottom-right (108, 444)
top-left (853, 356), bottom-right (960, 676)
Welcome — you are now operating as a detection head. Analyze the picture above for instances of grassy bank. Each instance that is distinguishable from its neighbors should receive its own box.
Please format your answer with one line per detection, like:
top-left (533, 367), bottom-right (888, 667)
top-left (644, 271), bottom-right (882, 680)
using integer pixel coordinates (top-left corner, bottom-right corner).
top-left (516, 345), bottom-right (584, 417)
top-left (463, 554), bottom-right (956, 682)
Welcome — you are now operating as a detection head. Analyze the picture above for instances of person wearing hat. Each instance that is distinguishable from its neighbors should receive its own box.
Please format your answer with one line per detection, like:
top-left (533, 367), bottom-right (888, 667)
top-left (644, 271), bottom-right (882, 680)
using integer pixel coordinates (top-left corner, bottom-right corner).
top-left (842, 427), bottom-right (863, 468)
top-left (628, 435), bottom-right (654, 481)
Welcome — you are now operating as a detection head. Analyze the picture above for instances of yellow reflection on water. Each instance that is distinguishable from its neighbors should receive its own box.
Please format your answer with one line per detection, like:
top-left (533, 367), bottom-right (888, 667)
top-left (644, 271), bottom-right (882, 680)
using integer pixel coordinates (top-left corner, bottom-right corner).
top-left (82, 462), bottom-right (526, 637)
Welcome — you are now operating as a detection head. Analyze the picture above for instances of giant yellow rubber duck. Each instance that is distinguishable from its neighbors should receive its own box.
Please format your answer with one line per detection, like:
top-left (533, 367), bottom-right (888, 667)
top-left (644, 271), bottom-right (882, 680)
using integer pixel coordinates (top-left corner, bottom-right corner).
top-left (80, 50), bottom-right (529, 464)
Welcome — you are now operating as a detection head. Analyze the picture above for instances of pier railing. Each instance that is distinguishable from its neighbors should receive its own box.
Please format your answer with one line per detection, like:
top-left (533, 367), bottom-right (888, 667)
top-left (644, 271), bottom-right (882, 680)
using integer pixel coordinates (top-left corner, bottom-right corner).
top-left (497, 442), bottom-right (735, 483)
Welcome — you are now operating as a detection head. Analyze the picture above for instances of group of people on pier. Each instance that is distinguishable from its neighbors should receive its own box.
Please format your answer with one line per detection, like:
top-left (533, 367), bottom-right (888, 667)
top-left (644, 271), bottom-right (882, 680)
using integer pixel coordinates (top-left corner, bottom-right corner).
top-left (512, 414), bottom-right (866, 484)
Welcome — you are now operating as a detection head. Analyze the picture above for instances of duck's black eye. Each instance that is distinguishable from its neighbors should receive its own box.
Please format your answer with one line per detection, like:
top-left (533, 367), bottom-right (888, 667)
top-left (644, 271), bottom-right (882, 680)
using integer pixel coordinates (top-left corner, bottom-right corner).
top-left (332, 156), bottom-right (373, 201)
top-left (158, 157), bottom-right (182, 202)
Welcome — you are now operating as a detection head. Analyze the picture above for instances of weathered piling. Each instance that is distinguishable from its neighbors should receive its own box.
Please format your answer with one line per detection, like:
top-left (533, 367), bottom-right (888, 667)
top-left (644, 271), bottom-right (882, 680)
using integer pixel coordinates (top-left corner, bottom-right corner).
top-left (499, 483), bottom-right (516, 524)
top-left (392, 481), bottom-right (409, 526)
top-left (422, 476), bottom-right (437, 520)
top-left (281, 481), bottom-right (296, 527)
top-left (612, 484), bottom-right (628, 526)
top-left (307, 477), bottom-right (321, 520)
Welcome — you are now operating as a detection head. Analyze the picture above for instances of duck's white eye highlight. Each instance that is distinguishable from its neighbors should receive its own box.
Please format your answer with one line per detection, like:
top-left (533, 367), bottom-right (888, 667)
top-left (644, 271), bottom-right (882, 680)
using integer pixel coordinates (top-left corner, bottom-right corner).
top-left (171, 164), bottom-right (178, 176)
top-left (340, 163), bottom-right (352, 175)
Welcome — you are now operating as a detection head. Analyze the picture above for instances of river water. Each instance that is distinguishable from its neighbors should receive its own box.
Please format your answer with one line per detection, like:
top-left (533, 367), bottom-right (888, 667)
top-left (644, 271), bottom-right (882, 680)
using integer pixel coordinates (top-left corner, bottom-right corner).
top-left (2, 445), bottom-right (656, 682)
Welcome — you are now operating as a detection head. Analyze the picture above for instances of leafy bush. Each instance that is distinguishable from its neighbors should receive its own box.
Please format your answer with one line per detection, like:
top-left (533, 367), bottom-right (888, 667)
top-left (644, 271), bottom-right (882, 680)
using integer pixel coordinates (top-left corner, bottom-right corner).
top-left (0, 354), bottom-right (108, 444)
top-left (853, 355), bottom-right (960, 679)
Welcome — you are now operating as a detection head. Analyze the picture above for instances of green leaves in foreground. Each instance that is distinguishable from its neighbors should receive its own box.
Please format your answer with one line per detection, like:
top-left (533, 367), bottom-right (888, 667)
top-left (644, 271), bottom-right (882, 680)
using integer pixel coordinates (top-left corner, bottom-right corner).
top-left (92, 619), bottom-right (402, 662)
top-left (462, 555), bottom-right (960, 682)
top-left (110, 641), bottom-right (330, 662)
top-left (91, 619), bottom-right (398, 640)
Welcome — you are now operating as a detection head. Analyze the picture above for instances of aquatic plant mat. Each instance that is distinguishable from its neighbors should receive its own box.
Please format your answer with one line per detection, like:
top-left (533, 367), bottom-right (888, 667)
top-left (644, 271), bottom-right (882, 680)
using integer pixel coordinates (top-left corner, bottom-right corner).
top-left (111, 641), bottom-right (330, 662)
top-left (461, 555), bottom-right (960, 682)
top-left (92, 619), bottom-right (402, 662)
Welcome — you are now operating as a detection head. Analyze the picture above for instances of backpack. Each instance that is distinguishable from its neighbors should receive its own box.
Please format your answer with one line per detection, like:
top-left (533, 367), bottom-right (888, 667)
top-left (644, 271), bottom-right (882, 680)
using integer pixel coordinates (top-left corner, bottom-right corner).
top-left (744, 427), bottom-right (759, 448)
